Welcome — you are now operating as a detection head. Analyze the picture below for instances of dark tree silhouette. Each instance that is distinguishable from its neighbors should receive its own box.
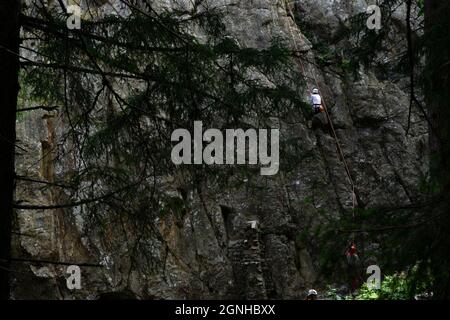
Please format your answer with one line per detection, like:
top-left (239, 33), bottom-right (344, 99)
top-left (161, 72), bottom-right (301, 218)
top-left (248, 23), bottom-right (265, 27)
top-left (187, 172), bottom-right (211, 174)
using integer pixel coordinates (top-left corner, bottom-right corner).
top-left (0, 0), bottom-right (21, 300)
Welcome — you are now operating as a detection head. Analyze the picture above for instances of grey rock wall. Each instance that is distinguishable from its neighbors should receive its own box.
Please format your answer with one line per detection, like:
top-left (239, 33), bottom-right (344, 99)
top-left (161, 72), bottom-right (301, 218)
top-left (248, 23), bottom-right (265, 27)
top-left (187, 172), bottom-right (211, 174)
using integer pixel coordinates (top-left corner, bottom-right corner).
top-left (13, 0), bottom-right (427, 299)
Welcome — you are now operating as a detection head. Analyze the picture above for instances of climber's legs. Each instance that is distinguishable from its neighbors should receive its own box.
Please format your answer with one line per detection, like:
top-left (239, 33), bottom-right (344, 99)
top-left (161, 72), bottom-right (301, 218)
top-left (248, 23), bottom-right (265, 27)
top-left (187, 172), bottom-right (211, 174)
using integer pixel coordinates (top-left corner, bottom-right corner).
top-left (313, 104), bottom-right (323, 114)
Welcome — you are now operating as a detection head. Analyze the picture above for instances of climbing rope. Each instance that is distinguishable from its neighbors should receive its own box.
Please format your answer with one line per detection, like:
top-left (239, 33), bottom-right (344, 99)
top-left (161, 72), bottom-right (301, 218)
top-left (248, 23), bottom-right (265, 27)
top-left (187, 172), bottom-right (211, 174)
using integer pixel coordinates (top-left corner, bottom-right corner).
top-left (280, 1), bottom-right (357, 215)
top-left (269, 1), bottom-right (362, 291)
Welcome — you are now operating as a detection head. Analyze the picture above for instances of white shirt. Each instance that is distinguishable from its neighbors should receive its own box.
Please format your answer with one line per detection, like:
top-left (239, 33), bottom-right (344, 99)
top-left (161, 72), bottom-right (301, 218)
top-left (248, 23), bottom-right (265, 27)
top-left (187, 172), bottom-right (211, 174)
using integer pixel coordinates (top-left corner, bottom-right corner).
top-left (311, 93), bottom-right (322, 105)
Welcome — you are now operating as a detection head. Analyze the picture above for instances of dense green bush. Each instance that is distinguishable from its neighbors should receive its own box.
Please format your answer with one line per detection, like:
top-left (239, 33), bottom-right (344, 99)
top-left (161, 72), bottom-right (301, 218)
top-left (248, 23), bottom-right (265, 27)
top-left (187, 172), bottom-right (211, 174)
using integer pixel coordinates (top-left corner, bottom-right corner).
top-left (356, 274), bottom-right (410, 300)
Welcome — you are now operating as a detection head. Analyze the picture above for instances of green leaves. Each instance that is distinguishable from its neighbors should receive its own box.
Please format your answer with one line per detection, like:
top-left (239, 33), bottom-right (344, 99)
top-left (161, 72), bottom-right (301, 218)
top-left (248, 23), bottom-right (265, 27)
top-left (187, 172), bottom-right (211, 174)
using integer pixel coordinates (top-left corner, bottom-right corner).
top-left (354, 266), bottom-right (433, 300)
top-left (417, 0), bottom-right (425, 16)
top-left (20, 4), bottom-right (307, 255)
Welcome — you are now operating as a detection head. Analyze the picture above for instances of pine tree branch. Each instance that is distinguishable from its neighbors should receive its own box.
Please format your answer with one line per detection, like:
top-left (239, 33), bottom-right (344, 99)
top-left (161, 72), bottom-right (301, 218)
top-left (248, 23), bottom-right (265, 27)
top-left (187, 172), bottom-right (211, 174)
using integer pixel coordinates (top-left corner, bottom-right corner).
top-left (13, 179), bottom-right (142, 210)
top-left (17, 105), bottom-right (59, 112)
top-left (21, 15), bottom-right (187, 53)
top-left (15, 175), bottom-right (73, 189)
top-left (20, 60), bottom-right (145, 80)
top-left (4, 257), bottom-right (102, 267)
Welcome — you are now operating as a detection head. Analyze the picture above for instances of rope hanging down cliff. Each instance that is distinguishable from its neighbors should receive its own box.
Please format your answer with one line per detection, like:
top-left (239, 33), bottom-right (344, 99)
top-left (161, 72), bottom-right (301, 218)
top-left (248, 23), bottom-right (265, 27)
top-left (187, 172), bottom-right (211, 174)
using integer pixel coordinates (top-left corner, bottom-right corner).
top-left (281, 1), bottom-right (357, 215)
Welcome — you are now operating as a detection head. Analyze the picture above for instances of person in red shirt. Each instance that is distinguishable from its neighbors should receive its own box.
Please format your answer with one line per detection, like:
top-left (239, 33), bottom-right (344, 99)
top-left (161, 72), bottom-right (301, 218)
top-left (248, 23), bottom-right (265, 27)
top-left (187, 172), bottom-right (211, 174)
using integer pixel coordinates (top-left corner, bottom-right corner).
top-left (346, 243), bottom-right (357, 258)
top-left (345, 242), bottom-right (362, 293)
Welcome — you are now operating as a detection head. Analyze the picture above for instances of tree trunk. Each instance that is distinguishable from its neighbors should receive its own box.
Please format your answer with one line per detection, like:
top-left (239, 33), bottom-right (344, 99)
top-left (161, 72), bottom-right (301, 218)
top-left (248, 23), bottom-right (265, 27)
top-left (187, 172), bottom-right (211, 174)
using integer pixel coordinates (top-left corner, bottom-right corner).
top-left (424, 0), bottom-right (450, 298)
top-left (0, 0), bottom-right (21, 300)
top-left (425, 0), bottom-right (450, 191)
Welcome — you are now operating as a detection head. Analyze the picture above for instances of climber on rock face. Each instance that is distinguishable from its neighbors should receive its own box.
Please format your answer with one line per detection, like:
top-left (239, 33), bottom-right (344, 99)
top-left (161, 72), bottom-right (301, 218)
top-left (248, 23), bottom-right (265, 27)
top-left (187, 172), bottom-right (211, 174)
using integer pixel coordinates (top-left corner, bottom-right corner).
top-left (310, 88), bottom-right (324, 114)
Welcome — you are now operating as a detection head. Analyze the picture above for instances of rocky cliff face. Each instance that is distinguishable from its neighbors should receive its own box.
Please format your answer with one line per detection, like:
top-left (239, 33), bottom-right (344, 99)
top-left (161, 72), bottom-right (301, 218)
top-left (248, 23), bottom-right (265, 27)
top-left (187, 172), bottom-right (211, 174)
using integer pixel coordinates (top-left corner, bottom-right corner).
top-left (13, 0), bottom-right (427, 299)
